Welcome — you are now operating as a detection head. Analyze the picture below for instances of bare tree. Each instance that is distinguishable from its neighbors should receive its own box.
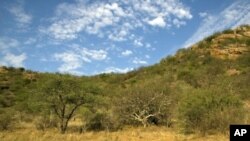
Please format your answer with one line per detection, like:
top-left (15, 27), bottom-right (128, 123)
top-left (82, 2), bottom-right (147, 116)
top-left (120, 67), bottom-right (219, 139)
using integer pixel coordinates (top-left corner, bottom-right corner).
top-left (117, 86), bottom-right (172, 127)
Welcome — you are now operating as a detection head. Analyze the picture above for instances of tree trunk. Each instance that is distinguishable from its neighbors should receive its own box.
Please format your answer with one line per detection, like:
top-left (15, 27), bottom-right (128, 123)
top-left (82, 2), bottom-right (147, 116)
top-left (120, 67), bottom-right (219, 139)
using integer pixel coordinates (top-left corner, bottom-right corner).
top-left (60, 119), bottom-right (68, 134)
top-left (142, 118), bottom-right (148, 128)
top-left (60, 120), bottom-right (65, 134)
top-left (60, 123), bottom-right (68, 134)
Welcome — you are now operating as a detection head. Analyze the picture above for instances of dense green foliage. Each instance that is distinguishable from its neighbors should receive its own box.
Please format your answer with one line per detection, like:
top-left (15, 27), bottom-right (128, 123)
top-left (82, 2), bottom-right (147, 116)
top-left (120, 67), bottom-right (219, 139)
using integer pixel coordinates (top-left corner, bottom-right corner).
top-left (178, 89), bottom-right (244, 134)
top-left (0, 25), bottom-right (249, 134)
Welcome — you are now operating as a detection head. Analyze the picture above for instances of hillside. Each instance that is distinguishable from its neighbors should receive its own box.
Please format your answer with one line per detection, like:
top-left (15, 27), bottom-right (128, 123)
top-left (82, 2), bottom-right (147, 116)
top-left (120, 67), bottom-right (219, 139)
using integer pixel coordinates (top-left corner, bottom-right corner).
top-left (0, 25), bottom-right (250, 140)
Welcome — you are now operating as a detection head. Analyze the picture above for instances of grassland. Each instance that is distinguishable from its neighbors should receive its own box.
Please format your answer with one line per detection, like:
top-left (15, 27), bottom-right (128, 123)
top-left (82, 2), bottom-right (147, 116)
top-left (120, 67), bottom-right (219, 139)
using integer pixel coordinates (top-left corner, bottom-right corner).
top-left (0, 126), bottom-right (228, 141)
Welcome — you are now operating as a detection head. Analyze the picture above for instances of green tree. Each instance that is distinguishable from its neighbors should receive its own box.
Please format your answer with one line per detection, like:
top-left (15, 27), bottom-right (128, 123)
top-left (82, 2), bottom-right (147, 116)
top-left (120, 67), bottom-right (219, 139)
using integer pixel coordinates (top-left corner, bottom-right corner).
top-left (42, 76), bottom-right (87, 133)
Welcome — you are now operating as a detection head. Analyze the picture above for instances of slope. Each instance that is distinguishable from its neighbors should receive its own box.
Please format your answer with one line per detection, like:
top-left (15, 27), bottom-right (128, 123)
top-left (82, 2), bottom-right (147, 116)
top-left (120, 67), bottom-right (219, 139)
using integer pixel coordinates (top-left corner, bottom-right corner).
top-left (0, 25), bottom-right (249, 135)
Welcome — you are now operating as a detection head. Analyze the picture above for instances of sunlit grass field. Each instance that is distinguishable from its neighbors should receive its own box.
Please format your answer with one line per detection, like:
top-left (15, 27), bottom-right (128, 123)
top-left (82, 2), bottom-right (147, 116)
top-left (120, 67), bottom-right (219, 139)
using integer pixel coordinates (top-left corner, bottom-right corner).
top-left (0, 126), bottom-right (228, 141)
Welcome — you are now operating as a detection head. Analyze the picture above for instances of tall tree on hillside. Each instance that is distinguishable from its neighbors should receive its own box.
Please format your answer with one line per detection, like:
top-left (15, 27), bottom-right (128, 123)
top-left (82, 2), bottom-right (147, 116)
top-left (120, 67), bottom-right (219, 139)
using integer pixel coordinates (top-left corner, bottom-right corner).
top-left (42, 76), bottom-right (88, 133)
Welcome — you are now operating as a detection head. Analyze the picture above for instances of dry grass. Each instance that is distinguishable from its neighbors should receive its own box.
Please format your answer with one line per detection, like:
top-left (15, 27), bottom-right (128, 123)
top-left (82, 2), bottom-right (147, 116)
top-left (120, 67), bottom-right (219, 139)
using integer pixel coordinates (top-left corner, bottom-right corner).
top-left (0, 126), bottom-right (228, 141)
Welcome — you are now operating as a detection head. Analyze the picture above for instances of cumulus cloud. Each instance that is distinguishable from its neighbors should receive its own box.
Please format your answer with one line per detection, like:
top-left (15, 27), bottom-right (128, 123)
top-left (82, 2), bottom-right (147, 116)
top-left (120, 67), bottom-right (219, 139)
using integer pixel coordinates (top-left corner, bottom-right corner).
top-left (121, 50), bottom-right (133, 56)
top-left (54, 45), bottom-right (108, 73)
top-left (145, 55), bottom-right (150, 59)
top-left (173, 19), bottom-right (186, 28)
top-left (43, 0), bottom-right (192, 41)
top-left (8, 3), bottom-right (32, 26)
top-left (45, 2), bottom-right (125, 40)
top-left (102, 67), bottom-right (133, 74)
top-left (145, 43), bottom-right (151, 48)
top-left (108, 27), bottom-right (129, 41)
top-left (54, 51), bottom-right (82, 73)
top-left (0, 37), bottom-right (26, 67)
top-left (133, 38), bottom-right (143, 47)
top-left (80, 48), bottom-right (107, 61)
top-left (24, 38), bottom-right (37, 45)
top-left (199, 12), bottom-right (208, 18)
top-left (183, 0), bottom-right (250, 48)
top-left (148, 16), bottom-right (166, 27)
top-left (132, 57), bottom-right (147, 65)
top-left (0, 53), bottom-right (26, 67)
top-left (0, 37), bottom-right (19, 51)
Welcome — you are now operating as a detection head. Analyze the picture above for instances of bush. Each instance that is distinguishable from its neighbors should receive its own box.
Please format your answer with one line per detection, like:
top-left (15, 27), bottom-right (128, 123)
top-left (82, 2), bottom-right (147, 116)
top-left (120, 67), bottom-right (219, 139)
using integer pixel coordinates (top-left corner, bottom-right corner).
top-left (222, 29), bottom-right (234, 34)
top-left (35, 115), bottom-right (58, 131)
top-left (116, 84), bottom-right (173, 127)
top-left (177, 70), bottom-right (200, 88)
top-left (198, 41), bottom-right (210, 48)
top-left (246, 38), bottom-right (250, 46)
top-left (178, 89), bottom-right (245, 134)
top-left (0, 91), bottom-right (15, 108)
top-left (204, 32), bottom-right (221, 42)
top-left (84, 112), bottom-right (120, 132)
top-left (220, 38), bottom-right (237, 47)
top-left (0, 110), bottom-right (16, 131)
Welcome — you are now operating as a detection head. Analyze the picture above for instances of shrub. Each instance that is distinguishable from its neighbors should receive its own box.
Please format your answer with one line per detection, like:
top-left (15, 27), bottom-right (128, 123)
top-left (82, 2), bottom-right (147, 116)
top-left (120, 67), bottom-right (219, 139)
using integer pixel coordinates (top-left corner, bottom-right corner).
top-left (246, 38), bottom-right (250, 46)
top-left (0, 110), bottom-right (16, 131)
top-left (178, 89), bottom-right (245, 134)
top-left (35, 115), bottom-right (58, 131)
top-left (177, 70), bottom-right (200, 88)
top-left (84, 112), bottom-right (120, 131)
top-left (220, 38), bottom-right (237, 47)
top-left (0, 91), bottom-right (15, 108)
top-left (204, 32), bottom-right (221, 42)
top-left (222, 29), bottom-right (234, 34)
top-left (116, 84), bottom-right (172, 127)
top-left (198, 41), bottom-right (210, 48)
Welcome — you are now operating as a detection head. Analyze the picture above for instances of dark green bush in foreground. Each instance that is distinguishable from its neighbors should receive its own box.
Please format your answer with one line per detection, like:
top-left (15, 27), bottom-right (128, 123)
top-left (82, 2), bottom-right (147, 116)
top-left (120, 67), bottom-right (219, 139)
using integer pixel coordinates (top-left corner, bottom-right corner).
top-left (178, 89), bottom-right (245, 134)
top-left (84, 112), bottom-right (120, 132)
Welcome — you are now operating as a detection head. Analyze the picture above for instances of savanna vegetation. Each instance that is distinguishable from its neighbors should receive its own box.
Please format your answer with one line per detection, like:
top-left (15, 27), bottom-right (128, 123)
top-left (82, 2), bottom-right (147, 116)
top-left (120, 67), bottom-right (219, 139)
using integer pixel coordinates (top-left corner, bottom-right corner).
top-left (0, 25), bottom-right (250, 140)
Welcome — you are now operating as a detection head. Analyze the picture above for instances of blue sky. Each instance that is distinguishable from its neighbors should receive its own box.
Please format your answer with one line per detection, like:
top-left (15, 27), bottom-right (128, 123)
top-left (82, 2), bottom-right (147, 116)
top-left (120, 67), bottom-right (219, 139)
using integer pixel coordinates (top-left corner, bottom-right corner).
top-left (0, 0), bottom-right (250, 75)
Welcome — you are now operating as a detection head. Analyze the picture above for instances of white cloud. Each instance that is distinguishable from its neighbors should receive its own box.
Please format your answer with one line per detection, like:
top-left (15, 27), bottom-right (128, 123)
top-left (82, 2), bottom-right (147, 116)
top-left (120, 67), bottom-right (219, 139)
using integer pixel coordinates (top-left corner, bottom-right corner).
top-left (0, 37), bottom-right (19, 51)
top-left (9, 3), bottom-right (32, 26)
top-left (183, 0), bottom-right (250, 48)
top-left (54, 52), bottom-right (82, 73)
top-left (121, 50), bottom-right (133, 56)
top-left (134, 39), bottom-right (143, 47)
top-left (145, 55), bottom-right (150, 59)
top-left (24, 38), bottom-right (37, 45)
top-left (104, 3), bottom-right (126, 17)
top-left (145, 43), bottom-right (151, 48)
top-left (80, 48), bottom-right (107, 61)
top-left (148, 16), bottom-right (166, 27)
top-left (199, 12), bottom-right (208, 18)
top-left (0, 53), bottom-right (26, 67)
top-left (102, 67), bottom-right (133, 74)
top-left (54, 45), bottom-right (108, 73)
top-left (108, 27), bottom-right (129, 41)
top-left (0, 37), bottom-right (26, 67)
top-left (173, 8), bottom-right (193, 19)
top-left (45, 2), bottom-right (125, 40)
top-left (44, 0), bottom-right (192, 41)
top-left (173, 19), bottom-right (186, 28)
top-left (225, 10), bottom-right (238, 21)
top-left (132, 57), bottom-right (147, 65)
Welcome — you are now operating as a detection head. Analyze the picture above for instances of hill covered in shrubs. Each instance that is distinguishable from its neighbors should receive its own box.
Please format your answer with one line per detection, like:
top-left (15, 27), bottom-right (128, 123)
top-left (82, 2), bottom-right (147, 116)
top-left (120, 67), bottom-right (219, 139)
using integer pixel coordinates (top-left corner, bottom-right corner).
top-left (0, 25), bottom-right (249, 134)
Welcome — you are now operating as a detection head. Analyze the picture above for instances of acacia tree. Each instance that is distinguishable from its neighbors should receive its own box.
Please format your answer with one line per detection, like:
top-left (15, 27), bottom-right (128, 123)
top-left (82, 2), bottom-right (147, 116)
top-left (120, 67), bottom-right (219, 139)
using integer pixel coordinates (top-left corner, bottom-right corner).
top-left (43, 76), bottom-right (87, 133)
